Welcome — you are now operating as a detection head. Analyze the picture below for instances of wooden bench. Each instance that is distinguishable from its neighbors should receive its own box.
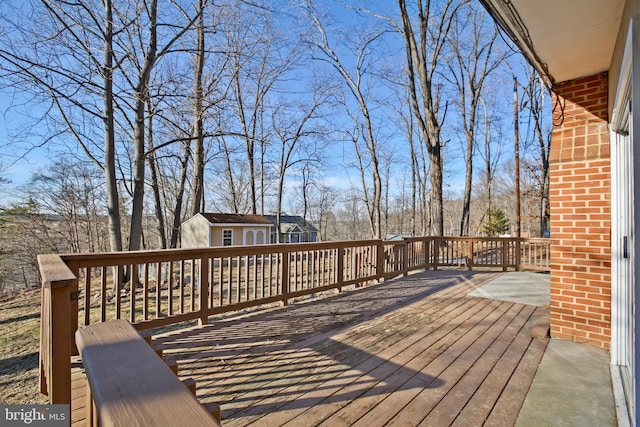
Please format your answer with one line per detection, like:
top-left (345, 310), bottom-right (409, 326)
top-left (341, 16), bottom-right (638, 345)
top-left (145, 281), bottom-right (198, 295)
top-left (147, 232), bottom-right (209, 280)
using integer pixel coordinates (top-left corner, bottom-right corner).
top-left (76, 319), bottom-right (220, 427)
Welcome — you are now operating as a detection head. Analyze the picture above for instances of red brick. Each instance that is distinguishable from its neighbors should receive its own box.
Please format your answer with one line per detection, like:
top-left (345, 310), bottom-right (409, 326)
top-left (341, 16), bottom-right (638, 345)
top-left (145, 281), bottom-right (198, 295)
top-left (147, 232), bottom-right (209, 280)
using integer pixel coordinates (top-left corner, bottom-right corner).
top-left (549, 72), bottom-right (611, 348)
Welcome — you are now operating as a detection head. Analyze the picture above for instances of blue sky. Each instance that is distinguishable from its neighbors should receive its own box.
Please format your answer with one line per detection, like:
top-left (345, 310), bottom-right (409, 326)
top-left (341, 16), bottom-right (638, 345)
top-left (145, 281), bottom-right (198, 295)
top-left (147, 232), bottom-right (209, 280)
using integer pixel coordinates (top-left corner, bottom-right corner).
top-left (0, 0), bottom-right (543, 213)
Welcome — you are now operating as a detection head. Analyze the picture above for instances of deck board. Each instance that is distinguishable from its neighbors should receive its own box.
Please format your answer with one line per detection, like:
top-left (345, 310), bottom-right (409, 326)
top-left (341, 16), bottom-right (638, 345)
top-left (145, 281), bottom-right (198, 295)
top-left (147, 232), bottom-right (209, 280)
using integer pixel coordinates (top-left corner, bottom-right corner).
top-left (71, 270), bottom-right (549, 426)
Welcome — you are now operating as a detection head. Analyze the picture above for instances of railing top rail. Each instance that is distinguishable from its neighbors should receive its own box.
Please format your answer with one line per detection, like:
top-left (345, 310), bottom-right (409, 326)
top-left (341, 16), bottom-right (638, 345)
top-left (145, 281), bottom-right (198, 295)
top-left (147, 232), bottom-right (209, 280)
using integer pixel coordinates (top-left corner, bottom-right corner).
top-left (403, 236), bottom-right (553, 242)
top-left (38, 254), bottom-right (78, 289)
top-left (56, 237), bottom-right (553, 267)
top-left (59, 239), bottom-right (386, 267)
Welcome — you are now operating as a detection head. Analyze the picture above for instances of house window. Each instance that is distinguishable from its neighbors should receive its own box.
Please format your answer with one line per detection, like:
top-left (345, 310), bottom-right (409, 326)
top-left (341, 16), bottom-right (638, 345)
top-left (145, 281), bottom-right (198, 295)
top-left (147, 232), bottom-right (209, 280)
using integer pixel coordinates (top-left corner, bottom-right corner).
top-left (222, 229), bottom-right (233, 246)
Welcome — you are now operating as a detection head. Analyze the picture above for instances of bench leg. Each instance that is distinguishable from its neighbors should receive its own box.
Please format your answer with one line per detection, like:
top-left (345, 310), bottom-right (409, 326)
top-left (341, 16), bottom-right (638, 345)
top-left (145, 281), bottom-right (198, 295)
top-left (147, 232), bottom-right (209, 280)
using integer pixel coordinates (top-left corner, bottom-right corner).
top-left (203, 402), bottom-right (221, 422)
top-left (182, 377), bottom-right (197, 395)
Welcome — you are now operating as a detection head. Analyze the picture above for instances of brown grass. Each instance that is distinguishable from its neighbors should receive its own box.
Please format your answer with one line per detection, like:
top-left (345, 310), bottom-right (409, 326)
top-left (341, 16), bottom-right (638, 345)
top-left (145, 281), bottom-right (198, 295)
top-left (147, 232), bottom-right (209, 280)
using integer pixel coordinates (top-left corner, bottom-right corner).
top-left (0, 289), bottom-right (48, 404)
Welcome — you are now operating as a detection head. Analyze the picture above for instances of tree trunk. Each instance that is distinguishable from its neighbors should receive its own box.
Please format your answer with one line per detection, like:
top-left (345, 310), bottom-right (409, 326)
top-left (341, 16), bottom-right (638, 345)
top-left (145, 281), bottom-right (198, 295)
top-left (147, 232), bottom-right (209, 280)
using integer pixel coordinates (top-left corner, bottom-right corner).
top-left (459, 133), bottom-right (473, 236)
top-left (170, 143), bottom-right (191, 248)
top-left (146, 99), bottom-right (167, 249)
top-left (190, 0), bottom-right (206, 215)
top-left (128, 0), bottom-right (158, 252)
top-left (103, 0), bottom-right (123, 252)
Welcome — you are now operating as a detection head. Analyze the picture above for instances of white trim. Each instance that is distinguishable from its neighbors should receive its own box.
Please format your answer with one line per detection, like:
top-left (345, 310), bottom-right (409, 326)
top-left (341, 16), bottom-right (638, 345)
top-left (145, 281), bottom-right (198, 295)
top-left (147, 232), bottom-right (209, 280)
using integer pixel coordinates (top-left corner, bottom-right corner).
top-left (610, 14), bottom-right (640, 427)
top-left (612, 364), bottom-right (633, 427)
top-left (612, 22), bottom-right (633, 131)
top-left (242, 228), bottom-right (268, 245)
top-left (222, 228), bottom-right (233, 246)
top-left (210, 222), bottom-right (273, 228)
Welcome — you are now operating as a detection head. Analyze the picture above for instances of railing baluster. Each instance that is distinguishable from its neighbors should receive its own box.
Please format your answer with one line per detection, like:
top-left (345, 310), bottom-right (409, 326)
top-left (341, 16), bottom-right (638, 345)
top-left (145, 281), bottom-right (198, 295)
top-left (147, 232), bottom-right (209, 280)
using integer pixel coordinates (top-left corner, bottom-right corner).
top-left (281, 250), bottom-right (290, 305)
top-left (100, 266), bottom-right (107, 322)
top-left (155, 262), bottom-right (161, 318)
top-left (190, 259), bottom-right (196, 313)
top-left (252, 255), bottom-right (258, 300)
top-left (143, 264), bottom-right (149, 320)
top-left (180, 259), bottom-right (186, 313)
top-left (115, 264), bottom-right (122, 320)
top-left (169, 261), bottom-right (175, 316)
top-left (127, 265), bottom-right (135, 323)
top-left (84, 268), bottom-right (91, 326)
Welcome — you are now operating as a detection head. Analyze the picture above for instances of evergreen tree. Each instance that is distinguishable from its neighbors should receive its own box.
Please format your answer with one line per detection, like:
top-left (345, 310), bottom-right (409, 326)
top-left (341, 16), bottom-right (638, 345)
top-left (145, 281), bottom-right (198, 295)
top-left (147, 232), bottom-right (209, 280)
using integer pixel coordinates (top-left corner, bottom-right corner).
top-left (482, 208), bottom-right (511, 236)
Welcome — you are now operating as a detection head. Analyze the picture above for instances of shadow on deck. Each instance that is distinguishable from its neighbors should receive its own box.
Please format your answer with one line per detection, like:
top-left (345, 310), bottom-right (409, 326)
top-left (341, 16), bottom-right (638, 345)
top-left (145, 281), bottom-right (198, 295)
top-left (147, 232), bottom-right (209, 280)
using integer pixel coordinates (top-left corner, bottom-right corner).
top-left (72, 270), bottom-right (550, 426)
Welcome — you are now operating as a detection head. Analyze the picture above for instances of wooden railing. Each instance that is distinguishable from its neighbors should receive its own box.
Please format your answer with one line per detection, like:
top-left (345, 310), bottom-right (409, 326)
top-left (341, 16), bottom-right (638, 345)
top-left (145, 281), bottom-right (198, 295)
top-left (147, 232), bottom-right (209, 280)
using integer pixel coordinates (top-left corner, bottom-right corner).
top-left (38, 236), bottom-right (551, 408)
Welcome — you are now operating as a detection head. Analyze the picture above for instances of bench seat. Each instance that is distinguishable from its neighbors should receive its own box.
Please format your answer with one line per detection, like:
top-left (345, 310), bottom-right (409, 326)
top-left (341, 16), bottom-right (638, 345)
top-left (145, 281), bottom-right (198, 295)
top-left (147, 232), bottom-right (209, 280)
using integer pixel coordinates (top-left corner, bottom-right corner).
top-left (76, 319), bottom-right (220, 427)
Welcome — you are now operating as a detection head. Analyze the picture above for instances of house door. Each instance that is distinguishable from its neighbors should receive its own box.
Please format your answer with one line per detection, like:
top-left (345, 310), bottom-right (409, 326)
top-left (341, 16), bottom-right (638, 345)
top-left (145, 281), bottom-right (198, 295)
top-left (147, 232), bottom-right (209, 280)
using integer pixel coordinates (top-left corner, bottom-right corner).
top-left (611, 15), bottom-right (640, 423)
top-left (612, 106), bottom-right (635, 417)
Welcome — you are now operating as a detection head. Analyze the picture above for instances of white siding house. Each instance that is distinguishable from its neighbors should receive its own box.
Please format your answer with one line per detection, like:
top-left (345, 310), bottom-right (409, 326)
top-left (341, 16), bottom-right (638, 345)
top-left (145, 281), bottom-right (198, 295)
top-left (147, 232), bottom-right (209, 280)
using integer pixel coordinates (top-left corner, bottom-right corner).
top-left (181, 213), bottom-right (273, 248)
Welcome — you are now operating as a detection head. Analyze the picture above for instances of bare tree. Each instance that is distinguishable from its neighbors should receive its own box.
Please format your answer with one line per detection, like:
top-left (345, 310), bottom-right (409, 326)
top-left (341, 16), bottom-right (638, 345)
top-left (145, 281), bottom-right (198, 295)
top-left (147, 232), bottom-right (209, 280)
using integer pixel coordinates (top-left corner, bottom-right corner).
top-left (0, 0), bottom-right (127, 251)
top-left (392, 86), bottom-right (430, 236)
top-left (307, 182), bottom-right (338, 241)
top-left (397, 0), bottom-right (468, 236)
top-left (305, 3), bottom-right (390, 238)
top-left (222, 2), bottom-right (301, 214)
top-left (476, 96), bottom-right (505, 233)
top-left (120, 0), bottom-right (200, 251)
top-left (445, 4), bottom-right (503, 236)
top-left (271, 98), bottom-right (324, 242)
top-left (521, 67), bottom-right (551, 236)
top-left (0, 1), bottom-right (201, 252)
top-left (27, 160), bottom-right (108, 253)
top-left (0, 201), bottom-right (58, 291)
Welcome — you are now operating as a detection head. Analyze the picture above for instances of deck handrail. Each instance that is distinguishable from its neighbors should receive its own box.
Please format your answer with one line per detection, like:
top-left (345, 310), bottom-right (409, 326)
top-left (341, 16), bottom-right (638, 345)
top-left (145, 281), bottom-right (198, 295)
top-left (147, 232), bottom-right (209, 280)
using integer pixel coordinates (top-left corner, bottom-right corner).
top-left (38, 236), bottom-right (552, 407)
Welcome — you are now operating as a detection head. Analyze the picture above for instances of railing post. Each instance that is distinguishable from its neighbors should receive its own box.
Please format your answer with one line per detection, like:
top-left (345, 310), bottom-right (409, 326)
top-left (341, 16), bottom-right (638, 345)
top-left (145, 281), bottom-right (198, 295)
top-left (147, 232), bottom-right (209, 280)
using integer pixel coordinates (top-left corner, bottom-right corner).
top-left (38, 254), bottom-right (78, 405)
top-left (198, 254), bottom-right (209, 325)
top-left (502, 239), bottom-right (508, 272)
top-left (467, 240), bottom-right (474, 271)
top-left (515, 238), bottom-right (522, 271)
top-left (66, 260), bottom-right (80, 356)
top-left (432, 238), bottom-right (439, 270)
top-left (281, 249), bottom-right (290, 304)
top-left (402, 241), bottom-right (409, 276)
top-left (376, 240), bottom-right (385, 281)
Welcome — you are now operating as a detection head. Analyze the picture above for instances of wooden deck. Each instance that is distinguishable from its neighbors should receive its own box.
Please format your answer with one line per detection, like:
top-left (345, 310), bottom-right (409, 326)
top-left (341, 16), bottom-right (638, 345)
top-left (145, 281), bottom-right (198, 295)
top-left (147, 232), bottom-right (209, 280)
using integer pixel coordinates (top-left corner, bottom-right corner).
top-left (72, 270), bottom-right (550, 426)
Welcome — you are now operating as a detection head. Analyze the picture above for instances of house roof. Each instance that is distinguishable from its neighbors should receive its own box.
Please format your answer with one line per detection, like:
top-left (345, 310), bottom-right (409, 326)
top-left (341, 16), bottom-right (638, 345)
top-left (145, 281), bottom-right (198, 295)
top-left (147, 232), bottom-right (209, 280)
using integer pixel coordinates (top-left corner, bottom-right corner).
top-left (263, 215), bottom-right (319, 233)
top-left (480, 0), bottom-right (625, 85)
top-left (198, 213), bottom-right (273, 226)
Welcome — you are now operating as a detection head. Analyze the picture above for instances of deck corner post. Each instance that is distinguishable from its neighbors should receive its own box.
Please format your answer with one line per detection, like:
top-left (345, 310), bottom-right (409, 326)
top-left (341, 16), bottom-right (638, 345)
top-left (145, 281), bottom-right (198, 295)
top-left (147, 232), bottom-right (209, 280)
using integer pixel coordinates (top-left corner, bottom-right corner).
top-left (38, 254), bottom-right (77, 405)
top-left (402, 241), bottom-right (409, 276)
top-left (425, 238), bottom-right (433, 270)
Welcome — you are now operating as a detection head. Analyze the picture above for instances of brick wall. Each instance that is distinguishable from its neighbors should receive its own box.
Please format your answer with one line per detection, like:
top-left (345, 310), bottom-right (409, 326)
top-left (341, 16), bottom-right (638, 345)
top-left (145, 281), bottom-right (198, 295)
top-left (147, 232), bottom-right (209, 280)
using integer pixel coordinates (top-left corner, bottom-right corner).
top-left (549, 73), bottom-right (611, 349)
